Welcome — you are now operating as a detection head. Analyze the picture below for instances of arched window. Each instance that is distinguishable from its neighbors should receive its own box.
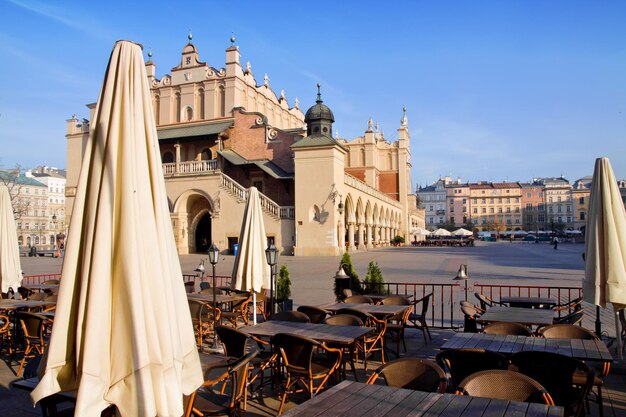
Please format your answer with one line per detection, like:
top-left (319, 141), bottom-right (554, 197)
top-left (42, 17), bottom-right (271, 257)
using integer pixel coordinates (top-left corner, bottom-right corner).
top-left (218, 86), bottom-right (226, 117)
top-left (185, 106), bottom-right (193, 122)
top-left (162, 151), bottom-right (174, 163)
top-left (201, 148), bottom-right (212, 160)
top-left (198, 89), bottom-right (205, 119)
top-left (153, 94), bottom-right (160, 124)
top-left (360, 149), bottom-right (366, 166)
top-left (175, 92), bottom-right (181, 122)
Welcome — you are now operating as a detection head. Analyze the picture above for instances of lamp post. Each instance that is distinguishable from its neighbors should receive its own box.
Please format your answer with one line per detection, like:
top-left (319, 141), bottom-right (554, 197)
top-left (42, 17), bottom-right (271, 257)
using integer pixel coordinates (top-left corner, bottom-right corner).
top-left (334, 263), bottom-right (351, 299)
top-left (265, 243), bottom-right (278, 316)
top-left (453, 264), bottom-right (469, 301)
top-left (208, 243), bottom-right (219, 347)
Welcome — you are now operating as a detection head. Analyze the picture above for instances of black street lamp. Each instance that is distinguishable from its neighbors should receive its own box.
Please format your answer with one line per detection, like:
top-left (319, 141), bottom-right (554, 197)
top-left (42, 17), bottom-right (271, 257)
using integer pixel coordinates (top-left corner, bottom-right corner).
top-left (208, 243), bottom-right (219, 347)
top-left (265, 243), bottom-right (278, 316)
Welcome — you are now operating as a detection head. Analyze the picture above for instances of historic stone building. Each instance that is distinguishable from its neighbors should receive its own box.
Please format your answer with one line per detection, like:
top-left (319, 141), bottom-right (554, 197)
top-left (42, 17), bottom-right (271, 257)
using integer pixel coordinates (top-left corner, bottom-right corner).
top-left (65, 36), bottom-right (422, 256)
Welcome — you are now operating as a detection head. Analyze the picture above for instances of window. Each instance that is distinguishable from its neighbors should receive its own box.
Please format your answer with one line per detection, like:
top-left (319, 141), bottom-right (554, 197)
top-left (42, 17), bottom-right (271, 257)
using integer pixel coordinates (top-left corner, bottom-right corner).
top-left (538, 203), bottom-right (545, 211)
top-left (526, 203), bottom-right (533, 210)
top-left (506, 198), bottom-right (510, 203)
top-left (549, 206), bottom-right (553, 213)
top-left (538, 215), bottom-right (545, 222)
top-left (557, 196), bottom-right (562, 202)
top-left (490, 198), bottom-right (494, 204)
top-left (515, 218), bottom-right (520, 224)
top-left (482, 198), bottom-right (486, 203)
top-left (580, 212), bottom-right (585, 221)
top-left (515, 207), bottom-right (520, 213)
top-left (539, 192), bottom-right (543, 198)
top-left (566, 205), bottom-right (571, 213)
top-left (25, 223), bottom-right (30, 230)
top-left (549, 197), bottom-right (553, 203)
top-left (17, 222), bottom-right (21, 230)
top-left (490, 208), bottom-right (495, 214)
top-left (473, 208), bottom-right (478, 214)
top-left (527, 192), bottom-right (531, 198)
top-left (462, 199), bottom-right (466, 204)
top-left (506, 207), bottom-right (511, 213)
top-left (498, 198), bottom-right (502, 203)
top-left (579, 197), bottom-right (585, 204)
top-left (557, 205), bottom-right (562, 213)
top-left (482, 208), bottom-right (486, 214)
top-left (506, 218), bottom-right (511, 224)
top-left (473, 199), bottom-right (477, 204)
top-left (498, 207), bottom-right (503, 213)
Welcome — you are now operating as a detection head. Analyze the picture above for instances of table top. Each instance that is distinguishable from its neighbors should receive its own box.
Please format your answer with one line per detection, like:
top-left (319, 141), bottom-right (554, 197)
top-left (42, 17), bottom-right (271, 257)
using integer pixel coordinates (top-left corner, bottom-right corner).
top-left (364, 294), bottom-right (414, 302)
top-left (0, 299), bottom-right (56, 310)
top-left (319, 303), bottom-right (408, 317)
top-left (477, 306), bottom-right (555, 326)
top-left (21, 284), bottom-right (59, 291)
top-left (500, 296), bottom-right (556, 306)
top-left (187, 293), bottom-right (248, 304)
top-left (281, 380), bottom-right (563, 417)
top-left (241, 320), bottom-right (373, 345)
top-left (440, 333), bottom-right (613, 362)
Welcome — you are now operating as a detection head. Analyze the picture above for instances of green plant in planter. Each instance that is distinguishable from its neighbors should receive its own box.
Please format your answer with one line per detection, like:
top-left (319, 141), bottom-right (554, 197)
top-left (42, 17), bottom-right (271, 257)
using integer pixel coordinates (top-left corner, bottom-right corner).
top-left (276, 265), bottom-right (292, 302)
top-left (364, 261), bottom-right (388, 294)
top-left (391, 235), bottom-right (405, 246)
top-left (333, 252), bottom-right (362, 300)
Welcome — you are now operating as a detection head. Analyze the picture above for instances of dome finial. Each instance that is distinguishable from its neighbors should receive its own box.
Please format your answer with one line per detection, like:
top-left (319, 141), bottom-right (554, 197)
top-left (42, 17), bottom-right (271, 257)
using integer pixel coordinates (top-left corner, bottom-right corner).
top-left (147, 47), bottom-right (153, 59)
top-left (401, 105), bottom-right (408, 126)
top-left (316, 82), bottom-right (322, 103)
top-left (230, 32), bottom-right (236, 46)
top-left (188, 30), bottom-right (193, 43)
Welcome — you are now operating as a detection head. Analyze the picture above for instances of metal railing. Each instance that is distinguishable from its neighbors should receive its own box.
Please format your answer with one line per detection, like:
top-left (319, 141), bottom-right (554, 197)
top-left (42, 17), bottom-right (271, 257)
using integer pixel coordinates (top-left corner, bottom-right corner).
top-left (183, 274), bottom-right (231, 288)
top-left (22, 274), bottom-right (62, 286)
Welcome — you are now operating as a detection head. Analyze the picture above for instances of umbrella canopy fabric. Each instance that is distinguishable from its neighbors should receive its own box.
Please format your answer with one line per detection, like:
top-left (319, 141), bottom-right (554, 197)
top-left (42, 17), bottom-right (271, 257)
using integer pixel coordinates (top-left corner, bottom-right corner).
top-left (583, 157), bottom-right (626, 309)
top-left (0, 185), bottom-right (22, 293)
top-left (451, 228), bottom-right (473, 237)
top-left (231, 187), bottom-right (271, 323)
top-left (432, 228), bottom-right (452, 237)
top-left (32, 41), bottom-right (203, 417)
top-left (411, 227), bottom-right (431, 235)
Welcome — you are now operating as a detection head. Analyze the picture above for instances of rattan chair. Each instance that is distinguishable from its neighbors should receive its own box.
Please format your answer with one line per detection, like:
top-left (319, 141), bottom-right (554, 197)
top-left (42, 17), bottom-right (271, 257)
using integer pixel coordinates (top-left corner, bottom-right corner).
top-left (538, 324), bottom-right (609, 417)
top-left (510, 351), bottom-right (593, 417)
top-left (27, 293), bottom-right (46, 301)
top-left (0, 314), bottom-right (11, 354)
top-left (296, 306), bottom-right (328, 324)
top-left (221, 294), bottom-right (252, 328)
top-left (383, 302), bottom-right (411, 356)
top-left (184, 281), bottom-right (196, 294)
top-left (269, 310), bottom-right (311, 323)
top-left (16, 312), bottom-right (46, 376)
top-left (343, 295), bottom-right (374, 304)
top-left (271, 333), bottom-right (342, 415)
top-left (456, 370), bottom-right (554, 405)
top-left (323, 314), bottom-right (364, 381)
top-left (188, 299), bottom-right (220, 352)
top-left (460, 303), bottom-right (481, 333)
top-left (336, 307), bottom-right (386, 372)
top-left (553, 309), bottom-right (584, 325)
top-left (184, 349), bottom-right (259, 417)
top-left (482, 322), bottom-right (533, 336)
top-left (553, 296), bottom-right (583, 312)
top-left (43, 279), bottom-right (59, 285)
top-left (435, 348), bottom-right (508, 391)
top-left (474, 292), bottom-right (506, 311)
top-left (366, 358), bottom-right (447, 393)
top-left (407, 293), bottom-right (433, 343)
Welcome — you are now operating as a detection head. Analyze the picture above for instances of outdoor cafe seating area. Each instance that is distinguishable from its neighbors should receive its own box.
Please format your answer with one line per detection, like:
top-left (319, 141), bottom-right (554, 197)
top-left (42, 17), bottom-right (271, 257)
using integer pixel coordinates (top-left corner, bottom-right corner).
top-left (2, 276), bottom-right (625, 417)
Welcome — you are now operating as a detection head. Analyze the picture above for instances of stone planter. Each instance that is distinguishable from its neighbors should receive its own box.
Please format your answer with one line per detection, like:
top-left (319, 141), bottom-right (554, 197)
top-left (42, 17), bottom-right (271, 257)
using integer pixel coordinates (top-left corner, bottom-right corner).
top-left (276, 299), bottom-right (293, 312)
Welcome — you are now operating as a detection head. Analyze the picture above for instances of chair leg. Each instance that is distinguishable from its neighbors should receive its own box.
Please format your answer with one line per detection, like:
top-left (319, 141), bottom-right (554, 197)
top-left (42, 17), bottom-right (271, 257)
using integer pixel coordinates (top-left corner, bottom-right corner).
top-left (596, 385), bottom-right (604, 417)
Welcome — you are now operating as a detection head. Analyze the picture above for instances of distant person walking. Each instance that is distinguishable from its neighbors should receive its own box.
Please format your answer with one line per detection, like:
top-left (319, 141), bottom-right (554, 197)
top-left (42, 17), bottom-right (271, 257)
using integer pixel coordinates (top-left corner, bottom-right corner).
top-left (552, 236), bottom-right (559, 250)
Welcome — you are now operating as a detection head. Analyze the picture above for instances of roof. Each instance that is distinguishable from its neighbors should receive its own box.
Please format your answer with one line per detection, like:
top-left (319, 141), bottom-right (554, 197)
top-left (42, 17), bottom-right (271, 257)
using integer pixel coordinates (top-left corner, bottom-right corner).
top-left (0, 171), bottom-right (46, 187)
top-left (218, 150), bottom-right (292, 179)
top-left (291, 133), bottom-right (347, 150)
top-left (157, 120), bottom-right (232, 140)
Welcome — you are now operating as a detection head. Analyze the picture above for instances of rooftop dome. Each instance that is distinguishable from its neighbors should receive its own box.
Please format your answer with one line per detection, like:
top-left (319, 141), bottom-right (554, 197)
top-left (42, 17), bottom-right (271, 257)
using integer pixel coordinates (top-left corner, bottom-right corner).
top-left (304, 83), bottom-right (334, 124)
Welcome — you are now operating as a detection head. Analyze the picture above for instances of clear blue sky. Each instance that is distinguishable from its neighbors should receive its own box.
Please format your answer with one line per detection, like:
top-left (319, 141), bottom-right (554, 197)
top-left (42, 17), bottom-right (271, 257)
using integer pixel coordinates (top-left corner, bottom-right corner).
top-left (1, 0), bottom-right (625, 188)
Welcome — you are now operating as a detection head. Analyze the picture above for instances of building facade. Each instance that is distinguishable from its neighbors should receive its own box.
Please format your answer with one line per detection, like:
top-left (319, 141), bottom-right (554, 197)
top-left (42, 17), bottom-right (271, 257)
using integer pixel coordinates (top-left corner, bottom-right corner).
top-left (65, 37), bottom-right (422, 257)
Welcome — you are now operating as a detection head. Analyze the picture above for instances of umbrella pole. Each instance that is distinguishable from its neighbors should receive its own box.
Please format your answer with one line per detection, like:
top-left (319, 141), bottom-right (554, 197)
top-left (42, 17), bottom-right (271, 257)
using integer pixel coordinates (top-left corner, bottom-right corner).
top-left (212, 263), bottom-right (217, 348)
top-left (615, 310), bottom-right (623, 361)
top-left (596, 306), bottom-right (602, 337)
top-left (252, 293), bottom-right (257, 325)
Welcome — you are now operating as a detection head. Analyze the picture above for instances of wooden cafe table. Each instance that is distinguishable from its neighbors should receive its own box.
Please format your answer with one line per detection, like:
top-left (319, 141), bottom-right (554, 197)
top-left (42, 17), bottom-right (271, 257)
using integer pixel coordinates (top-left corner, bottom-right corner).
top-left (282, 380), bottom-right (563, 417)
top-left (240, 320), bottom-right (373, 345)
top-left (440, 333), bottom-right (613, 363)
top-left (319, 302), bottom-right (408, 318)
top-left (476, 306), bottom-right (555, 327)
top-left (187, 293), bottom-right (248, 305)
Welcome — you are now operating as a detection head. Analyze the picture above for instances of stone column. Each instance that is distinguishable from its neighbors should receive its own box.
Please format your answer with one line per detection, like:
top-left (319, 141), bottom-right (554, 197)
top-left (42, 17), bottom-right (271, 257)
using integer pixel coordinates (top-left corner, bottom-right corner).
top-left (366, 224), bottom-right (373, 249)
top-left (348, 222), bottom-right (356, 251)
top-left (357, 223), bottom-right (365, 250)
top-left (338, 221), bottom-right (345, 250)
top-left (174, 143), bottom-right (181, 174)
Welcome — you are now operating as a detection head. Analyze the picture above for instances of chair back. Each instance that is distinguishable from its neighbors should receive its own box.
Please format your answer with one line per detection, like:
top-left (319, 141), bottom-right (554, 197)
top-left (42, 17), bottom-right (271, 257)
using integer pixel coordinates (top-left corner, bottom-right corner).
top-left (367, 358), bottom-right (447, 393)
top-left (272, 333), bottom-right (320, 373)
top-left (539, 323), bottom-right (596, 339)
top-left (335, 308), bottom-right (373, 326)
top-left (474, 293), bottom-right (492, 311)
top-left (43, 279), bottom-right (59, 284)
top-left (342, 288), bottom-right (354, 298)
top-left (553, 310), bottom-right (584, 325)
top-left (1, 292), bottom-right (7, 299)
top-left (510, 351), bottom-right (593, 415)
top-left (215, 325), bottom-right (250, 358)
top-left (44, 294), bottom-right (58, 303)
top-left (18, 312), bottom-right (45, 341)
top-left (27, 293), bottom-right (46, 301)
top-left (184, 281), bottom-right (195, 293)
top-left (269, 310), bottom-right (310, 323)
top-left (460, 304), bottom-right (479, 333)
top-left (457, 370), bottom-right (554, 405)
top-left (324, 314), bottom-right (363, 326)
top-left (200, 288), bottom-right (224, 295)
top-left (435, 348), bottom-right (508, 389)
top-left (221, 350), bottom-right (259, 410)
top-left (344, 295), bottom-right (373, 304)
top-left (483, 322), bottom-right (532, 336)
top-left (188, 299), bottom-right (205, 325)
top-left (296, 306), bottom-right (327, 324)
top-left (381, 296), bottom-right (410, 306)
top-left (0, 314), bottom-right (9, 334)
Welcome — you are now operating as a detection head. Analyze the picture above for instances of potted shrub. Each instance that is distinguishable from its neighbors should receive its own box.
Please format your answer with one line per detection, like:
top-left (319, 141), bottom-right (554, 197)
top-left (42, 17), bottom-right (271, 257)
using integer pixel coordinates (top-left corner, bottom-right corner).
top-left (276, 265), bottom-right (293, 312)
top-left (391, 235), bottom-right (405, 246)
top-left (364, 261), bottom-right (388, 294)
top-left (333, 252), bottom-right (362, 301)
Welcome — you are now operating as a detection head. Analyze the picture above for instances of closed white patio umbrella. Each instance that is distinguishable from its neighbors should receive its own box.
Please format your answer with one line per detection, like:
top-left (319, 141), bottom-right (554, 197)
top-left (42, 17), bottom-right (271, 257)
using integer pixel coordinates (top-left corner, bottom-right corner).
top-left (231, 187), bottom-right (271, 324)
top-left (583, 157), bottom-right (626, 359)
top-left (32, 41), bottom-right (203, 416)
top-left (0, 185), bottom-right (22, 294)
